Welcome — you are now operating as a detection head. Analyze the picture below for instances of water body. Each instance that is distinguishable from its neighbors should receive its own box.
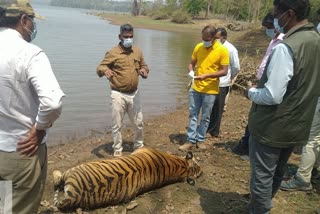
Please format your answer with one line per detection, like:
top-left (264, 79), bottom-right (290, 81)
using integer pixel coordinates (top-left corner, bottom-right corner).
top-left (32, 4), bottom-right (199, 144)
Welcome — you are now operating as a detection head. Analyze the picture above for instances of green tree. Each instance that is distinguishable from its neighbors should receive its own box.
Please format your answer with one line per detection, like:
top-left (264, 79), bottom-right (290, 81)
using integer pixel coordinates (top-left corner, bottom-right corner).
top-left (184, 0), bottom-right (206, 17)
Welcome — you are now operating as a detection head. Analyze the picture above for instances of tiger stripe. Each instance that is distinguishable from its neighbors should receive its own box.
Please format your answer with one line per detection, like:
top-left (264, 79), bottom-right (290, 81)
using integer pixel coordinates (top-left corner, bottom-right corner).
top-left (53, 147), bottom-right (202, 212)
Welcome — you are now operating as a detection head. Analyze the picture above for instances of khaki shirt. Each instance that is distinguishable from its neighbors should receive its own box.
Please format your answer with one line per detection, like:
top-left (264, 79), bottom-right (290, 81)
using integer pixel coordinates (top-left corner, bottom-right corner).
top-left (97, 43), bottom-right (149, 93)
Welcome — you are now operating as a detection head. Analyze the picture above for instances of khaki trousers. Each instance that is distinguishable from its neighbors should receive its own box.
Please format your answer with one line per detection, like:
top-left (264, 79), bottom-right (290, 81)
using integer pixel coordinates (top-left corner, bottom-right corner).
top-left (0, 143), bottom-right (47, 214)
top-left (110, 90), bottom-right (144, 152)
top-left (297, 98), bottom-right (320, 183)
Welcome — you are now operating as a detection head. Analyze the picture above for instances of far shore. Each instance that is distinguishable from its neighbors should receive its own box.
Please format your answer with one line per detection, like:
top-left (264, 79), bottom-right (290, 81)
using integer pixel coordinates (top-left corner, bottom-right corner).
top-left (92, 12), bottom-right (256, 42)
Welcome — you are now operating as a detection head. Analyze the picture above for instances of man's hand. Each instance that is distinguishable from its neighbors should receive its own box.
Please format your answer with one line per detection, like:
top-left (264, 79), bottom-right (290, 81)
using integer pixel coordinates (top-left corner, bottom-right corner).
top-left (138, 69), bottom-right (148, 79)
top-left (193, 74), bottom-right (207, 81)
top-left (104, 69), bottom-right (116, 79)
top-left (17, 126), bottom-right (46, 157)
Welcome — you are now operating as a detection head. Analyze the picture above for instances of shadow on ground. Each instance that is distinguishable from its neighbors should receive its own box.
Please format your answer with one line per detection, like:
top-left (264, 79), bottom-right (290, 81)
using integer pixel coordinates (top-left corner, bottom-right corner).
top-left (198, 187), bottom-right (249, 213)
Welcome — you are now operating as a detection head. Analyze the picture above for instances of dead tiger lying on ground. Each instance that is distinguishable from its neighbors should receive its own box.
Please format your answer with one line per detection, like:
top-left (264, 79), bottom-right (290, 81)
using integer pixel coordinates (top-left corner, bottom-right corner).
top-left (53, 147), bottom-right (202, 212)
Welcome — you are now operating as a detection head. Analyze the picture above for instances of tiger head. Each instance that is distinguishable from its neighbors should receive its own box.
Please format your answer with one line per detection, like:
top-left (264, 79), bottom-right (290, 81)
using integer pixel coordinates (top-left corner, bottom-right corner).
top-left (185, 151), bottom-right (202, 185)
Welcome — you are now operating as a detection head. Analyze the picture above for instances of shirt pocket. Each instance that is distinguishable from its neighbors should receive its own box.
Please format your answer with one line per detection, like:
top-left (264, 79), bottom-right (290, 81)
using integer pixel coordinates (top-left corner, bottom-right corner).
top-left (134, 58), bottom-right (141, 71)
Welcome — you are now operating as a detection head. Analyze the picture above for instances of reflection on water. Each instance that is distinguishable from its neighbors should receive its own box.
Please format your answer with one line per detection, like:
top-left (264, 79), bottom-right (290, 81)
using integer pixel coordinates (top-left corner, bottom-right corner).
top-left (32, 4), bottom-right (199, 144)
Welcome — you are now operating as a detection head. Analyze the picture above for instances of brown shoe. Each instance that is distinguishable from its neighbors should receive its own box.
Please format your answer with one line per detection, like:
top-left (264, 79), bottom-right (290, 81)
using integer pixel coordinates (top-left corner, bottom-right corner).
top-left (197, 143), bottom-right (206, 150)
top-left (179, 143), bottom-right (195, 151)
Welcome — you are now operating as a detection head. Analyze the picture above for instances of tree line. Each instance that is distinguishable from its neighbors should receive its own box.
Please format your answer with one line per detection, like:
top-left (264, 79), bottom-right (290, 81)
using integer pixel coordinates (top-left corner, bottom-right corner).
top-left (50, 0), bottom-right (320, 23)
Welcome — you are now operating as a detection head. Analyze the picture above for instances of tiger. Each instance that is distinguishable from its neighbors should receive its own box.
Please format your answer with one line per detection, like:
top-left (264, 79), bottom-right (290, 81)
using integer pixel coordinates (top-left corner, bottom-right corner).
top-left (53, 147), bottom-right (202, 212)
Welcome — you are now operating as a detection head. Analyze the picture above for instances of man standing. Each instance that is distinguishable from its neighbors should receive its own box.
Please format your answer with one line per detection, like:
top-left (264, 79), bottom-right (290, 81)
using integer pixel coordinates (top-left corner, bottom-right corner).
top-left (179, 25), bottom-right (229, 151)
top-left (207, 27), bottom-right (240, 137)
top-left (97, 24), bottom-right (149, 157)
top-left (231, 12), bottom-right (285, 156)
top-left (246, 0), bottom-right (320, 213)
top-left (0, 1), bottom-right (64, 213)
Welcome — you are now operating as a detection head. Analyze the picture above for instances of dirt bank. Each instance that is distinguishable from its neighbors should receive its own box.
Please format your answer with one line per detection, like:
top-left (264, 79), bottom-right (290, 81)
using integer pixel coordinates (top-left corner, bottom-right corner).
top-left (39, 15), bottom-right (320, 214)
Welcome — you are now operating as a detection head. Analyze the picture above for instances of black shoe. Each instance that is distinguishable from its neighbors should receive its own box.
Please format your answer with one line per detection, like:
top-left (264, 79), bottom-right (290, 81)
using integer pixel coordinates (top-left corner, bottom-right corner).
top-left (231, 141), bottom-right (249, 156)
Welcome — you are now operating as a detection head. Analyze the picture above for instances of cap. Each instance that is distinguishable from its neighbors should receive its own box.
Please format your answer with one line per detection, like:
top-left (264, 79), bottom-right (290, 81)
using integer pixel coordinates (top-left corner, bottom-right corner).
top-left (0, 0), bottom-right (44, 19)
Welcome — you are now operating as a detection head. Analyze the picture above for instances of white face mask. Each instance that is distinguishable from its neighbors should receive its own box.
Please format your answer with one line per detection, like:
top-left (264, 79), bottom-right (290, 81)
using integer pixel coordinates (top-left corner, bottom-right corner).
top-left (203, 40), bottom-right (212, 48)
top-left (317, 23), bottom-right (320, 33)
top-left (122, 38), bottom-right (133, 48)
top-left (265, 29), bottom-right (275, 38)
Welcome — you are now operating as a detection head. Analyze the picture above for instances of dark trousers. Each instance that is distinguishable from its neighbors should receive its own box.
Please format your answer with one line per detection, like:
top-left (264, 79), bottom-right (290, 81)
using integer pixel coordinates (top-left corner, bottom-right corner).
top-left (249, 137), bottom-right (293, 214)
top-left (207, 86), bottom-right (229, 136)
top-left (241, 125), bottom-right (250, 148)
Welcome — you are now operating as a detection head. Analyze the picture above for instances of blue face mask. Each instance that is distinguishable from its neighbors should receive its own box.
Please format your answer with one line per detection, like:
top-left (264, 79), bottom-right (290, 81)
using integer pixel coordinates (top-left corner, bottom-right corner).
top-left (203, 40), bottom-right (212, 48)
top-left (265, 29), bottom-right (275, 38)
top-left (122, 38), bottom-right (133, 48)
top-left (23, 17), bottom-right (37, 42)
top-left (274, 12), bottom-right (289, 33)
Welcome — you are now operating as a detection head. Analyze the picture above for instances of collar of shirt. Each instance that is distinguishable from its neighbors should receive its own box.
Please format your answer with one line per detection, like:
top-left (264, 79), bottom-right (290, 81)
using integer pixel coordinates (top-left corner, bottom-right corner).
top-left (0, 27), bottom-right (24, 40)
top-left (273, 33), bottom-right (285, 42)
top-left (201, 40), bottom-right (221, 51)
top-left (117, 42), bottom-right (134, 54)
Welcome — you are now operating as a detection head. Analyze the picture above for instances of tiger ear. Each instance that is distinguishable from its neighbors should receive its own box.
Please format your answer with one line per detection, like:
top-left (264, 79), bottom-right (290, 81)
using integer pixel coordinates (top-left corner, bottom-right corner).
top-left (186, 151), bottom-right (193, 160)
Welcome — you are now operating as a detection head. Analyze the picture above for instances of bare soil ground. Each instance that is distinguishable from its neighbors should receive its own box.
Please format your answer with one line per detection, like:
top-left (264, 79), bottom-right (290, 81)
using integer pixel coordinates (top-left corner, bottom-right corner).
top-left (38, 15), bottom-right (320, 214)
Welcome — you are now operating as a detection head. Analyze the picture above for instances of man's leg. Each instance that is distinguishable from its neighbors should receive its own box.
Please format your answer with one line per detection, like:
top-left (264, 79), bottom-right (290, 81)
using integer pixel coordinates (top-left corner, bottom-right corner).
top-left (127, 90), bottom-right (144, 150)
top-left (197, 93), bottom-right (216, 142)
top-left (249, 137), bottom-right (292, 214)
top-left (207, 90), bottom-right (220, 136)
top-left (207, 87), bottom-right (229, 137)
top-left (232, 125), bottom-right (250, 156)
top-left (186, 89), bottom-right (202, 144)
top-left (0, 144), bottom-right (47, 214)
top-left (111, 91), bottom-right (126, 154)
top-left (180, 89), bottom-right (202, 151)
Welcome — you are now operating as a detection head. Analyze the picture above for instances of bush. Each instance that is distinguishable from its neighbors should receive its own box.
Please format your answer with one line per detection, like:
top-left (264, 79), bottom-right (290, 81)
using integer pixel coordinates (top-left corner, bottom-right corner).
top-left (171, 10), bottom-right (192, 24)
top-left (150, 10), bottom-right (170, 20)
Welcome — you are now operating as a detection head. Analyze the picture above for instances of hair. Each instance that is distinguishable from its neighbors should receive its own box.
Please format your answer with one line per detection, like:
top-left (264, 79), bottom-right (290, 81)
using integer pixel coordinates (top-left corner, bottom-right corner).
top-left (262, 12), bottom-right (274, 27)
top-left (317, 8), bottom-right (320, 15)
top-left (120, 23), bottom-right (133, 34)
top-left (273, 0), bottom-right (310, 21)
top-left (202, 25), bottom-right (217, 38)
top-left (216, 27), bottom-right (227, 39)
top-left (0, 7), bottom-right (20, 27)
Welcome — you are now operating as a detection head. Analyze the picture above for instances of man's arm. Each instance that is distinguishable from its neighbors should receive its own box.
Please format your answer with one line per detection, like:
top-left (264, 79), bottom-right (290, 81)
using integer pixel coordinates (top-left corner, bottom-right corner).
top-left (247, 43), bottom-right (294, 105)
top-left (138, 51), bottom-right (149, 79)
top-left (96, 51), bottom-right (116, 78)
top-left (230, 49), bottom-right (240, 80)
top-left (188, 59), bottom-right (197, 72)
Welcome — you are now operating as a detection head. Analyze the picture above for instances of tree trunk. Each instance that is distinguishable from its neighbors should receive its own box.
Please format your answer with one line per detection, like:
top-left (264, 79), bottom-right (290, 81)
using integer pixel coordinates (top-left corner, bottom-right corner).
top-left (132, 0), bottom-right (139, 16)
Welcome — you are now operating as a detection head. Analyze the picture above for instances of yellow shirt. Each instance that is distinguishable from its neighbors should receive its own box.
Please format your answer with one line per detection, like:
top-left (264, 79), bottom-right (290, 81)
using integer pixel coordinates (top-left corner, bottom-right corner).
top-left (192, 41), bottom-right (229, 94)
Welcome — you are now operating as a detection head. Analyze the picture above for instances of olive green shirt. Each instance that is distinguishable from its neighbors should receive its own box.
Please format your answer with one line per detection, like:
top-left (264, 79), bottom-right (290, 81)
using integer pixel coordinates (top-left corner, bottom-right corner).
top-left (97, 43), bottom-right (149, 93)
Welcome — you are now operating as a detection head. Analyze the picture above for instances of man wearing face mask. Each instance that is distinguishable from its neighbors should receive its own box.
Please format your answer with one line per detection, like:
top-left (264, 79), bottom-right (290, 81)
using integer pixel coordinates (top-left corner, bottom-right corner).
top-left (179, 25), bottom-right (229, 151)
top-left (97, 24), bottom-right (149, 158)
top-left (231, 12), bottom-right (284, 157)
top-left (0, 0), bottom-right (65, 213)
top-left (207, 27), bottom-right (240, 138)
top-left (245, 0), bottom-right (320, 213)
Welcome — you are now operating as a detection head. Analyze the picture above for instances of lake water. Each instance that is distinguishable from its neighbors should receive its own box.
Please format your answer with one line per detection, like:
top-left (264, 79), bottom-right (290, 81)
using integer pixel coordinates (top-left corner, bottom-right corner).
top-left (32, 4), bottom-right (199, 144)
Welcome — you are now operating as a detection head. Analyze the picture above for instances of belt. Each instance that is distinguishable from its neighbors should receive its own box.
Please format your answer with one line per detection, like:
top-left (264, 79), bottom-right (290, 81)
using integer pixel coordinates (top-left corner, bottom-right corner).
top-left (112, 88), bottom-right (137, 94)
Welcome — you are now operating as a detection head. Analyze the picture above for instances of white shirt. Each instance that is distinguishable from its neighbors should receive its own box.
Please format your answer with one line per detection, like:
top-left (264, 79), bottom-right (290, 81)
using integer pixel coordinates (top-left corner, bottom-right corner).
top-left (256, 33), bottom-right (284, 79)
top-left (0, 28), bottom-right (65, 152)
top-left (219, 40), bottom-right (240, 87)
top-left (248, 43), bottom-right (294, 105)
top-left (317, 23), bottom-right (320, 33)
